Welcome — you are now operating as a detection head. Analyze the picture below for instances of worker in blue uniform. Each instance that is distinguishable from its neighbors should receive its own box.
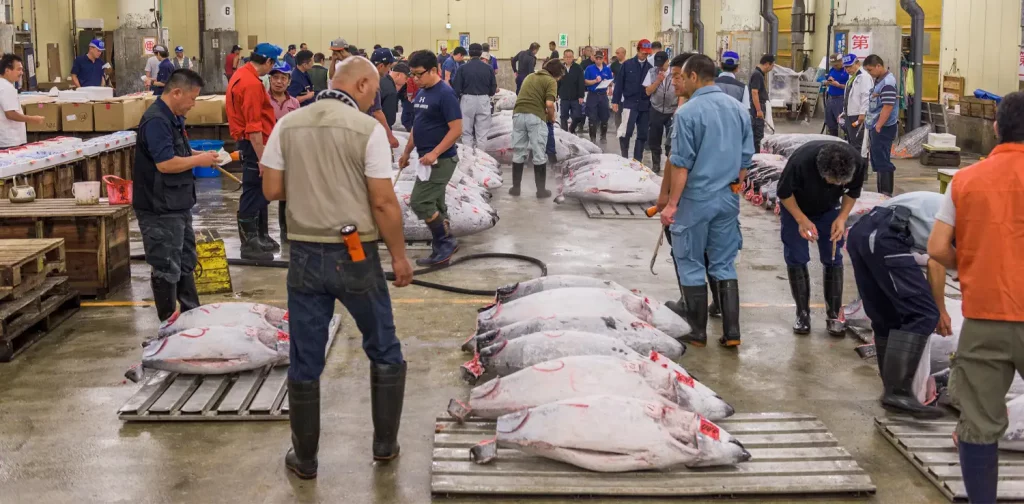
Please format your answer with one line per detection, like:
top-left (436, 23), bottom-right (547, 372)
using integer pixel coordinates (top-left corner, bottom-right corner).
top-left (611, 40), bottom-right (654, 160)
top-left (584, 51), bottom-right (614, 143)
top-left (823, 53), bottom-right (850, 137)
top-left (660, 54), bottom-right (753, 349)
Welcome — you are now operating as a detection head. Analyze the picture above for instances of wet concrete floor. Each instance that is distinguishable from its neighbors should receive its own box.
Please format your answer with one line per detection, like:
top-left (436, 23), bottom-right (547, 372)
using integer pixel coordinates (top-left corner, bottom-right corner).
top-left (0, 120), bottom-right (974, 503)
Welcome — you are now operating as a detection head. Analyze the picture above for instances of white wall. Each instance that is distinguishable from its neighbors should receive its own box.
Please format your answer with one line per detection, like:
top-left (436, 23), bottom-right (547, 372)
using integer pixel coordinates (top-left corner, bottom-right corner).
top-left (939, 0), bottom-right (1022, 96)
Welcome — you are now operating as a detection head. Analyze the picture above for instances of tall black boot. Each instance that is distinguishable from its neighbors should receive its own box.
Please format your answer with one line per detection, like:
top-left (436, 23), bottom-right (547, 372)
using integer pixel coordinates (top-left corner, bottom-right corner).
top-left (284, 380), bottom-right (320, 479)
top-left (238, 214), bottom-right (274, 261)
top-left (258, 207), bottom-right (280, 253)
top-left (876, 172), bottom-right (894, 196)
top-left (707, 276), bottom-right (722, 318)
top-left (874, 329), bottom-right (889, 375)
top-left (150, 276), bottom-right (178, 322)
top-left (371, 361), bottom-right (407, 461)
top-left (588, 124), bottom-right (597, 143)
top-left (884, 172), bottom-right (895, 196)
top-left (176, 273), bottom-right (201, 314)
top-left (509, 163), bottom-right (524, 196)
top-left (787, 265), bottom-right (811, 334)
top-left (600, 121), bottom-right (608, 141)
top-left (619, 137), bottom-right (629, 158)
top-left (680, 285), bottom-right (709, 347)
top-left (651, 153), bottom-right (661, 175)
top-left (278, 201), bottom-right (289, 245)
top-left (717, 279), bottom-right (741, 347)
top-left (534, 164), bottom-right (551, 199)
top-left (560, 117), bottom-right (569, 132)
top-left (824, 266), bottom-right (847, 336)
top-left (881, 330), bottom-right (944, 419)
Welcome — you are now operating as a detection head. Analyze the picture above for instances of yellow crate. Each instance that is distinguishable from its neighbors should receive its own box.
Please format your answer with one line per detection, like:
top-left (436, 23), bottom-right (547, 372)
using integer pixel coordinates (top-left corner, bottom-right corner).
top-left (193, 229), bottom-right (232, 295)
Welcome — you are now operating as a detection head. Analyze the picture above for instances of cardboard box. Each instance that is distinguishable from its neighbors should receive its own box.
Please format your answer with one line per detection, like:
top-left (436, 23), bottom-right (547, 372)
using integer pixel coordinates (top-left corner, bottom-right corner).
top-left (185, 95), bottom-right (226, 125)
top-left (21, 98), bottom-right (61, 132)
top-left (61, 102), bottom-right (94, 132)
top-left (93, 97), bottom-right (146, 131)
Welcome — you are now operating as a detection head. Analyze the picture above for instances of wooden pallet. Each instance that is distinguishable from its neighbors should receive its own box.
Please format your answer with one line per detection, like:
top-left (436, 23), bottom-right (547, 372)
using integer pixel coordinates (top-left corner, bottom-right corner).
top-left (581, 200), bottom-right (655, 219)
top-left (118, 315), bottom-right (341, 422)
top-left (0, 238), bottom-right (66, 302)
top-left (0, 276), bottom-right (81, 362)
top-left (875, 416), bottom-right (1024, 501)
top-left (432, 412), bottom-right (876, 498)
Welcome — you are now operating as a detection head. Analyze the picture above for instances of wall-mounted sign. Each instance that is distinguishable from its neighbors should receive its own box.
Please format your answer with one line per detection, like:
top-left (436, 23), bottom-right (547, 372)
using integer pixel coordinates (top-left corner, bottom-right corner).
top-left (143, 37), bottom-right (156, 55)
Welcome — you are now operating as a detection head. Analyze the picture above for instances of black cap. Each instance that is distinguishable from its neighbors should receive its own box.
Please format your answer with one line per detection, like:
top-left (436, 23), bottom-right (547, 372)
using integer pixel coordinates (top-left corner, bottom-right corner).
top-left (654, 51), bottom-right (669, 67)
top-left (392, 62), bottom-right (410, 75)
top-left (231, 44), bottom-right (242, 52)
top-left (288, 44), bottom-right (296, 50)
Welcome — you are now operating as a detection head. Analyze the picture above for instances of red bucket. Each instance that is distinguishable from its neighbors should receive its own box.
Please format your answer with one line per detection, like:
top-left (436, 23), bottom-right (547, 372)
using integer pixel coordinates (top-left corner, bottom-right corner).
top-left (102, 175), bottom-right (133, 205)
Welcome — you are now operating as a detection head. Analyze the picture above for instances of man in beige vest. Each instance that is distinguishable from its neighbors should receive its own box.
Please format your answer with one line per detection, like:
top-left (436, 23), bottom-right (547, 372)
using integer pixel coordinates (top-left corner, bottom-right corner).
top-left (261, 56), bottom-right (414, 480)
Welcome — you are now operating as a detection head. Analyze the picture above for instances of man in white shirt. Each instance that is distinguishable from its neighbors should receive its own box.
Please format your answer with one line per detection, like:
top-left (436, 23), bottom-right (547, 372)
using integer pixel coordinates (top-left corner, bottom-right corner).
top-left (842, 54), bottom-right (872, 150)
top-left (144, 52), bottom-right (161, 87)
top-left (0, 54), bottom-right (44, 148)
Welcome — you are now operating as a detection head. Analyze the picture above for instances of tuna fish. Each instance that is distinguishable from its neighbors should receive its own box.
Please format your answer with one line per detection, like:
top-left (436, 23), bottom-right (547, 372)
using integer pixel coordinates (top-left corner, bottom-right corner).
top-left (448, 355), bottom-right (733, 422)
top-left (492, 88), bottom-right (517, 111)
top-left (476, 287), bottom-right (690, 339)
top-left (556, 166), bottom-right (662, 204)
top-left (462, 315), bottom-right (685, 358)
top-left (395, 190), bottom-right (499, 241)
top-left (761, 133), bottom-right (844, 157)
top-left (494, 275), bottom-right (635, 303)
top-left (469, 395), bottom-right (751, 471)
top-left (141, 325), bottom-right (289, 375)
top-left (561, 153), bottom-right (651, 176)
top-left (157, 302), bottom-right (287, 339)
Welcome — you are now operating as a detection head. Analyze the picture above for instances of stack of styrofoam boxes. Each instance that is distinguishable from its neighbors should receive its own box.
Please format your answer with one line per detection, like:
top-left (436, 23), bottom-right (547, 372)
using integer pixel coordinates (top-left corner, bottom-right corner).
top-left (80, 131), bottom-right (138, 156)
top-left (927, 133), bottom-right (958, 149)
top-left (0, 137), bottom-right (85, 177)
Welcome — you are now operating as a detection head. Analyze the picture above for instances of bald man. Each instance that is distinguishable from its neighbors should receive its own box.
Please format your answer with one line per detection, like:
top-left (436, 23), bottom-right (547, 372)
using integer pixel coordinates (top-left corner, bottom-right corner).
top-left (261, 55), bottom-right (414, 479)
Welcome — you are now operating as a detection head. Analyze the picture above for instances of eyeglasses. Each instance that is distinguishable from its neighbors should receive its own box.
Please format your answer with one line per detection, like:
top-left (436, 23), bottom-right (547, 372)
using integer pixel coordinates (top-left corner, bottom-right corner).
top-left (410, 70), bottom-right (428, 78)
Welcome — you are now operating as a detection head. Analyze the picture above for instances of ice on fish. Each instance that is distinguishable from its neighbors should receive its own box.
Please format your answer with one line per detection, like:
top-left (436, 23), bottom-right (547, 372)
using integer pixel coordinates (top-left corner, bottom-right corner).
top-left (557, 166), bottom-right (662, 204)
top-left (492, 88), bottom-right (517, 111)
top-left (139, 324), bottom-right (289, 376)
top-left (470, 395), bottom-right (750, 471)
top-left (494, 274), bottom-right (635, 303)
top-left (476, 287), bottom-right (690, 339)
top-left (157, 302), bottom-right (287, 339)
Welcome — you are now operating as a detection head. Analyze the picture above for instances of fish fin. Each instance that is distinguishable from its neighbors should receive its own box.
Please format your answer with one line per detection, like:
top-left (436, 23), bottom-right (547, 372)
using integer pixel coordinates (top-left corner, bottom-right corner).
top-left (470, 438), bottom-right (498, 464)
top-left (459, 332), bottom-right (479, 354)
top-left (447, 398), bottom-right (472, 423)
top-left (460, 354), bottom-right (485, 384)
top-left (124, 363), bottom-right (145, 383)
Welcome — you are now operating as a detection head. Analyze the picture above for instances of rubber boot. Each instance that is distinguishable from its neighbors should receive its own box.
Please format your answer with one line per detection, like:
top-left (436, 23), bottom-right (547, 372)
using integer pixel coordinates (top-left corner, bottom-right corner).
top-left (150, 276), bottom-right (178, 322)
top-left (680, 285), bottom-right (709, 347)
top-left (787, 265), bottom-right (811, 335)
top-left (258, 206), bottom-right (280, 253)
top-left (534, 164), bottom-right (551, 199)
top-left (874, 329), bottom-right (889, 375)
top-left (416, 219), bottom-right (458, 267)
top-left (708, 276), bottom-right (722, 318)
top-left (876, 172), bottom-right (894, 196)
top-left (600, 122), bottom-right (608, 141)
top-left (588, 124), bottom-right (597, 143)
top-left (560, 117), bottom-right (569, 132)
top-left (284, 380), bottom-right (320, 479)
top-left (651, 152), bottom-right (661, 175)
top-left (824, 266), bottom-right (847, 337)
top-left (278, 201), bottom-right (289, 245)
top-left (619, 137), bottom-right (629, 158)
top-left (176, 273), bottom-right (201, 314)
top-left (958, 441), bottom-right (999, 504)
top-left (371, 361), bottom-right (407, 461)
top-left (569, 119), bottom-right (579, 135)
top-left (509, 163), bottom-right (524, 196)
top-left (547, 152), bottom-right (557, 166)
top-left (717, 279), bottom-right (741, 347)
top-left (237, 214), bottom-right (274, 261)
top-left (880, 330), bottom-right (945, 419)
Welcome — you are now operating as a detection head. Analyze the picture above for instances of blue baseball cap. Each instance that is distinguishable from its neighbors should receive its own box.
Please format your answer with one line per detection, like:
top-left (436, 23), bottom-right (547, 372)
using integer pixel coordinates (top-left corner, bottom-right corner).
top-left (90, 39), bottom-right (105, 51)
top-left (175, 46), bottom-right (184, 53)
top-left (722, 51), bottom-right (740, 66)
top-left (370, 47), bottom-right (395, 66)
top-left (269, 61), bottom-right (292, 75)
top-left (253, 43), bottom-right (283, 62)
top-left (842, 54), bottom-right (858, 67)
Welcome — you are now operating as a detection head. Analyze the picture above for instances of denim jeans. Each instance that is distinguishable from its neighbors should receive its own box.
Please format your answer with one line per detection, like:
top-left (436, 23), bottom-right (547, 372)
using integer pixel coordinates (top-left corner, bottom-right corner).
top-left (287, 240), bottom-right (403, 381)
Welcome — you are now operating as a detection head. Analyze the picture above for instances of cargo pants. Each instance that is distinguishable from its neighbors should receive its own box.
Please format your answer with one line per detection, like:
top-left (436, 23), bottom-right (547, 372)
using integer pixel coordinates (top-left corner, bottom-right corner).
top-left (137, 209), bottom-right (198, 284)
top-left (460, 95), bottom-right (492, 150)
top-left (410, 156), bottom-right (458, 221)
top-left (950, 320), bottom-right (1024, 444)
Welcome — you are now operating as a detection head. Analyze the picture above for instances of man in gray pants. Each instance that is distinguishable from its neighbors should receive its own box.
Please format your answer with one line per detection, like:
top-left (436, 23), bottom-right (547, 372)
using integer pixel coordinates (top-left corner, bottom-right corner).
top-left (452, 43), bottom-right (497, 150)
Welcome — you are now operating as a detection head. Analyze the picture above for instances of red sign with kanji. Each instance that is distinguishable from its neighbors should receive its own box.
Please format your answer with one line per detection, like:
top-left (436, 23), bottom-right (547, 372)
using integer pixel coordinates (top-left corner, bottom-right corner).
top-left (849, 32), bottom-right (873, 58)
top-left (143, 37), bottom-right (156, 55)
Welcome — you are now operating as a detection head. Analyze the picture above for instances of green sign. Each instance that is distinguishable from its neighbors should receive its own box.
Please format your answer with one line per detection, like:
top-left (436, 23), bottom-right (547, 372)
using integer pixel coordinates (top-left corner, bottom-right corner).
top-left (558, 33), bottom-right (568, 47)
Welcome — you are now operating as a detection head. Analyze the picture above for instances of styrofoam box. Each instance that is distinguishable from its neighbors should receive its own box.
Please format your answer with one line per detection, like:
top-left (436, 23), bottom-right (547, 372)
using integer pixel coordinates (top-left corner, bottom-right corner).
top-left (77, 86), bottom-right (114, 101)
top-left (57, 90), bottom-right (91, 103)
top-left (928, 133), bottom-right (956, 148)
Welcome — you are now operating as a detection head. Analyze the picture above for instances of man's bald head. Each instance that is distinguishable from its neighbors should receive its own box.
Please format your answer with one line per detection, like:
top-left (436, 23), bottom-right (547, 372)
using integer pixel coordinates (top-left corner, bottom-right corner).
top-left (331, 56), bottom-right (380, 112)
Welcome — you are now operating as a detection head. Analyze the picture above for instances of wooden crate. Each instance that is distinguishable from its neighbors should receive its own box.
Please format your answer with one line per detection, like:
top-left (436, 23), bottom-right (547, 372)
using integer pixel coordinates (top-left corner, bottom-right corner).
top-left (0, 238), bottom-right (66, 302)
top-left (0, 199), bottom-right (132, 298)
top-left (0, 162), bottom-right (78, 200)
top-left (956, 97), bottom-right (997, 120)
top-left (78, 146), bottom-right (135, 198)
top-left (0, 276), bottom-right (80, 362)
top-left (194, 229), bottom-right (232, 295)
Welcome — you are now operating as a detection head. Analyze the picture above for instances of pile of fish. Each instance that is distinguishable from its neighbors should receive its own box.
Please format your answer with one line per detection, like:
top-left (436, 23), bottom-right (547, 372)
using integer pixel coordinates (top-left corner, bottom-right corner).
top-left (742, 153), bottom-right (788, 211)
top-left (126, 303), bottom-right (290, 382)
top-left (451, 275), bottom-right (748, 472)
top-left (761, 133), bottom-right (844, 157)
top-left (491, 88), bottom-right (517, 111)
top-left (555, 153), bottom-right (663, 204)
top-left (481, 111), bottom-right (603, 165)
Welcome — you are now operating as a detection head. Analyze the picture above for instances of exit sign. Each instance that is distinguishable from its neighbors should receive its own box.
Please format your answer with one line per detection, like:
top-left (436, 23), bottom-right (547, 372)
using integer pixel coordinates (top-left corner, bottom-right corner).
top-left (558, 33), bottom-right (568, 47)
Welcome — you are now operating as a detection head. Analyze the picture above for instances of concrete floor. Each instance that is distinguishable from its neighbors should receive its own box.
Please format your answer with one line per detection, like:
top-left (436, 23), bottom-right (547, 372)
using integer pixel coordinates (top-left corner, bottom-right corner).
top-left (0, 120), bottom-right (973, 503)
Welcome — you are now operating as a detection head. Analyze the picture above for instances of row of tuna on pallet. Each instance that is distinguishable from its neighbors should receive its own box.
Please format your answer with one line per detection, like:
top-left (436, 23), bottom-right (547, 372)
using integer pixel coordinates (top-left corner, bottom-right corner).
top-left (0, 132), bottom-right (136, 178)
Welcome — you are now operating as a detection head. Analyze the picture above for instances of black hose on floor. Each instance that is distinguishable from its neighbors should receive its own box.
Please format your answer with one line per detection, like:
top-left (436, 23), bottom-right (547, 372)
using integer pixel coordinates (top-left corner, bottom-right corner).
top-left (130, 252), bottom-right (547, 297)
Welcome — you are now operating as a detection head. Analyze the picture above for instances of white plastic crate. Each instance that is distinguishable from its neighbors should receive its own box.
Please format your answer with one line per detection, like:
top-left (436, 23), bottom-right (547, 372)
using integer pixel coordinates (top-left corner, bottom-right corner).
top-left (927, 133), bottom-right (956, 148)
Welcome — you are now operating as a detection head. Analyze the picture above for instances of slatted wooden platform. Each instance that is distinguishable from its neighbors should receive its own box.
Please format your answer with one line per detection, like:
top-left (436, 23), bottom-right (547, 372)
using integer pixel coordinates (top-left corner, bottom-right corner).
top-left (581, 200), bottom-right (656, 219)
top-left (118, 315), bottom-right (341, 422)
top-left (875, 416), bottom-right (1024, 501)
top-left (0, 238), bottom-right (66, 302)
top-left (0, 276), bottom-right (80, 362)
top-left (432, 412), bottom-right (876, 498)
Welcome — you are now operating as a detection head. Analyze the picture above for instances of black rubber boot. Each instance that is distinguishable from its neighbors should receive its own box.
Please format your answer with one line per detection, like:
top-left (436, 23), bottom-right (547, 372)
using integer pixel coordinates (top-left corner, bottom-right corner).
top-left (881, 330), bottom-right (945, 419)
top-left (150, 276), bottom-right (178, 322)
top-left (285, 380), bottom-right (320, 479)
top-left (509, 163), bottom-right (524, 196)
top-left (176, 273), bottom-right (201, 314)
top-left (681, 285), bottom-right (709, 347)
top-left (547, 152), bottom-right (558, 166)
top-left (588, 124), bottom-right (597, 143)
top-left (651, 153), bottom-right (661, 175)
top-left (238, 214), bottom-right (274, 261)
top-left (708, 277), bottom-right (722, 318)
top-left (717, 279), bottom-right (741, 347)
top-left (874, 330), bottom-right (889, 375)
top-left (959, 441), bottom-right (1000, 504)
top-left (278, 201), bottom-right (289, 245)
top-left (824, 266), bottom-right (846, 337)
top-left (787, 265), bottom-right (811, 335)
top-left (876, 172), bottom-right (894, 196)
top-left (619, 137), bottom-right (629, 158)
top-left (258, 207), bottom-right (280, 253)
top-left (534, 164), bottom-right (551, 199)
top-left (600, 122), bottom-right (608, 140)
top-left (569, 119), bottom-right (579, 134)
top-left (416, 219), bottom-right (458, 267)
top-left (560, 117), bottom-right (569, 132)
top-left (371, 361), bottom-right (407, 461)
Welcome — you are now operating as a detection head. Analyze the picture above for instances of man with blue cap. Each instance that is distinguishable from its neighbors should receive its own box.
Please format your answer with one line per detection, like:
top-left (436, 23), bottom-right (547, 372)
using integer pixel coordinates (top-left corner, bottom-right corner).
top-left (823, 53), bottom-right (850, 137)
top-left (612, 39), bottom-right (654, 160)
top-left (227, 42), bottom-right (282, 260)
top-left (714, 51), bottom-right (750, 108)
top-left (842, 54), bottom-right (871, 150)
top-left (171, 46), bottom-right (194, 70)
top-left (71, 39), bottom-right (110, 88)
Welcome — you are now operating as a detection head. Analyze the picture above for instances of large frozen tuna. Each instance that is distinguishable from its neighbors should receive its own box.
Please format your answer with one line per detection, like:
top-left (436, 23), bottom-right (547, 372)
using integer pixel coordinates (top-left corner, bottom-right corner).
top-left (477, 287), bottom-right (690, 339)
top-left (492, 88), bottom-right (517, 111)
top-left (157, 302), bottom-right (287, 339)
top-left (449, 355), bottom-right (733, 422)
top-left (393, 180), bottom-right (492, 208)
top-left (470, 395), bottom-right (751, 471)
top-left (495, 275), bottom-right (634, 303)
top-left (395, 191), bottom-right (498, 241)
top-left (561, 153), bottom-right (651, 176)
top-left (557, 165), bottom-right (662, 204)
top-left (463, 315), bottom-right (685, 358)
top-left (141, 325), bottom-right (289, 375)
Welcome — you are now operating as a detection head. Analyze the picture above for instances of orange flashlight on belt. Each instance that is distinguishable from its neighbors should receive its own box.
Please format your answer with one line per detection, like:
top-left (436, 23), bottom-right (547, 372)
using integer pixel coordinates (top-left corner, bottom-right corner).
top-left (646, 206), bottom-right (658, 218)
top-left (341, 225), bottom-right (366, 262)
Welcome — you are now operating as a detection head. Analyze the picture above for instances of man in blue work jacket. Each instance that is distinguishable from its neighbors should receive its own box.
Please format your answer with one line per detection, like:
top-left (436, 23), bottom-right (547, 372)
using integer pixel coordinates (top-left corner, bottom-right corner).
top-left (823, 53), bottom-right (850, 137)
top-left (612, 39), bottom-right (654, 160)
top-left (660, 54), bottom-right (754, 349)
top-left (583, 51), bottom-right (613, 143)
top-left (287, 50), bottom-right (316, 107)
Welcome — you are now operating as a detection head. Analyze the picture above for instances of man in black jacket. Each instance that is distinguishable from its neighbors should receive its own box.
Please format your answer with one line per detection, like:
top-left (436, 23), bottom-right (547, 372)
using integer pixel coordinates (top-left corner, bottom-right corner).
top-left (558, 49), bottom-right (586, 134)
top-left (452, 43), bottom-right (498, 150)
top-left (512, 43), bottom-right (540, 94)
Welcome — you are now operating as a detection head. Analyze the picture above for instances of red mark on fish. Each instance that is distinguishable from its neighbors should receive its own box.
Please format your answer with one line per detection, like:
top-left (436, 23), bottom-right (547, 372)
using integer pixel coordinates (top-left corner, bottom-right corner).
top-left (178, 328), bottom-right (208, 338)
top-left (699, 417), bottom-right (721, 440)
top-left (675, 371), bottom-right (695, 388)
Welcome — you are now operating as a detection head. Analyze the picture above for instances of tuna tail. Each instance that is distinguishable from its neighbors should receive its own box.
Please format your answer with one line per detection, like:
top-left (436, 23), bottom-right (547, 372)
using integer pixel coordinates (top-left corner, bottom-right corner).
top-left (460, 353), bottom-right (485, 384)
top-left (124, 363), bottom-right (145, 383)
top-left (494, 282), bottom-right (520, 303)
top-left (460, 332), bottom-right (480, 353)
top-left (469, 438), bottom-right (498, 464)
top-left (447, 398), bottom-right (473, 423)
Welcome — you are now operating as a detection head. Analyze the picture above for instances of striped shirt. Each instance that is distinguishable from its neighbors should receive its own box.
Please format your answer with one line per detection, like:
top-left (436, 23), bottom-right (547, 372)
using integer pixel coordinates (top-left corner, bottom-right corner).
top-left (867, 72), bottom-right (898, 128)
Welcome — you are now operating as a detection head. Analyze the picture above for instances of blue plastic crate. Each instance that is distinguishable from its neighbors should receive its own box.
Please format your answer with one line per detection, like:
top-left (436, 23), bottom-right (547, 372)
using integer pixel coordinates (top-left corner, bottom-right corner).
top-left (190, 140), bottom-right (225, 177)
